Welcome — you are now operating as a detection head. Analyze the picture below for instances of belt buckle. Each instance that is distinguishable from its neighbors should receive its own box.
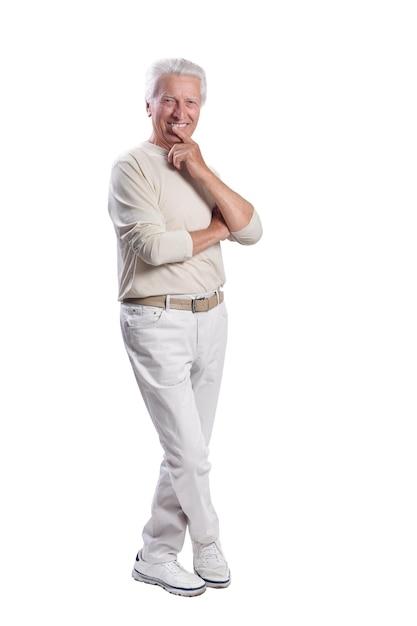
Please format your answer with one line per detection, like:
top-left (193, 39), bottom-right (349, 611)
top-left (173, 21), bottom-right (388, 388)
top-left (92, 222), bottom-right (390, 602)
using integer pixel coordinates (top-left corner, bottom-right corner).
top-left (191, 296), bottom-right (205, 313)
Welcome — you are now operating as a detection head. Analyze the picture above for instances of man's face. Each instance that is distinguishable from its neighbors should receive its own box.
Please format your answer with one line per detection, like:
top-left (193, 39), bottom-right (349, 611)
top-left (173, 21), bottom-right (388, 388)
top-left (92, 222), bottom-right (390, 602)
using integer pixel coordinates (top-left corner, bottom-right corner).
top-left (146, 74), bottom-right (201, 150)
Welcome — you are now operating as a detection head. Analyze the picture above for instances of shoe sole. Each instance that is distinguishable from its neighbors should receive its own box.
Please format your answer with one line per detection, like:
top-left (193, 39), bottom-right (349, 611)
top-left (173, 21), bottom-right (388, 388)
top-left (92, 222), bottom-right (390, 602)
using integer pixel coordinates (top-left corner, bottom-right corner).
top-left (194, 569), bottom-right (231, 589)
top-left (132, 568), bottom-right (206, 597)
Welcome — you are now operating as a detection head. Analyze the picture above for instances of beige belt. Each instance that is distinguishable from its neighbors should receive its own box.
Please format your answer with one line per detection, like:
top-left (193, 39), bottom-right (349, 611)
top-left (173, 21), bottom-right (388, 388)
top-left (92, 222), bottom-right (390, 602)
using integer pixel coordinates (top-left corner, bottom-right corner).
top-left (123, 290), bottom-right (224, 313)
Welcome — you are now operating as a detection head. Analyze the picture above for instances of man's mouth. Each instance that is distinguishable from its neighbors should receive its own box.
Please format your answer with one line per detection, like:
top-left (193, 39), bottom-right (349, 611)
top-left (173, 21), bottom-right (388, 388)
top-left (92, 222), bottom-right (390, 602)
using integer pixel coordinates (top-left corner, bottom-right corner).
top-left (170, 123), bottom-right (187, 129)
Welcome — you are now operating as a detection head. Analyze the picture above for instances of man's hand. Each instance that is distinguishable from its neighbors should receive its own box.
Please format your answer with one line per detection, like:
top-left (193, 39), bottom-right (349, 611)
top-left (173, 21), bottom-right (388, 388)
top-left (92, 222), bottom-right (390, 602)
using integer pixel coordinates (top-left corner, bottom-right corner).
top-left (210, 206), bottom-right (230, 241)
top-left (189, 206), bottom-right (230, 255)
top-left (168, 126), bottom-right (209, 179)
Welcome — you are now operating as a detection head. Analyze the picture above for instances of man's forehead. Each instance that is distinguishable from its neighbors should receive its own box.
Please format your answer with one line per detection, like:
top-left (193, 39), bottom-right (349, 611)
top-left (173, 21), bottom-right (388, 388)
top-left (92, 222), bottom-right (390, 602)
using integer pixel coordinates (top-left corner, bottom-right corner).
top-left (157, 74), bottom-right (201, 94)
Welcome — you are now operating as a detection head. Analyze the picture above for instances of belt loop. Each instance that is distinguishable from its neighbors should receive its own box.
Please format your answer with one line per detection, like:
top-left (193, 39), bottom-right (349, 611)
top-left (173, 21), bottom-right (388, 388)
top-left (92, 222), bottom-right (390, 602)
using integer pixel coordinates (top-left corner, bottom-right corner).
top-left (215, 289), bottom-right (219, 306)
top-left (165, 295), bottom-right (170, 311)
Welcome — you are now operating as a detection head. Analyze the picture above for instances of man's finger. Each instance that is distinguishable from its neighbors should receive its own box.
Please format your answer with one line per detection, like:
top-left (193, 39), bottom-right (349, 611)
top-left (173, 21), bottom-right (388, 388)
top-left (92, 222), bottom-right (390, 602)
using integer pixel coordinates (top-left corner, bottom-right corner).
top-left (171, 125), bottom-right (192, 143)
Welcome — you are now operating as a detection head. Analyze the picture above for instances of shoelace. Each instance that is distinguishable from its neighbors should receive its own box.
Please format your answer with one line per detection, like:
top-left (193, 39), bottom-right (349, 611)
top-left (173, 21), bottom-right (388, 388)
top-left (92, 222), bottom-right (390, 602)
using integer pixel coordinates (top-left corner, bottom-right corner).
top-left (165, 560), bottom-right (188, 574)
top-left (199, 543), bottom-right (222, 565)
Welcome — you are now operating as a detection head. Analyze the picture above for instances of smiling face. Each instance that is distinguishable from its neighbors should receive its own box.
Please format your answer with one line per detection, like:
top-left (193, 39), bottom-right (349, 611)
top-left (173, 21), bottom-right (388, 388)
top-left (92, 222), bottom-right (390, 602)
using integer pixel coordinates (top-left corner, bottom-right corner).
top-left (146, 74), bottom-right (201, 149)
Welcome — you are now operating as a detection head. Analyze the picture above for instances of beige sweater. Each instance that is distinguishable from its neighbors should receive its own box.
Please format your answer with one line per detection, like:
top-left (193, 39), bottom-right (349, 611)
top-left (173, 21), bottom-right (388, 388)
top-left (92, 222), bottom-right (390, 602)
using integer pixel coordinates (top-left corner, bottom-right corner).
top-left (108, 141), bottom-right (262, 300)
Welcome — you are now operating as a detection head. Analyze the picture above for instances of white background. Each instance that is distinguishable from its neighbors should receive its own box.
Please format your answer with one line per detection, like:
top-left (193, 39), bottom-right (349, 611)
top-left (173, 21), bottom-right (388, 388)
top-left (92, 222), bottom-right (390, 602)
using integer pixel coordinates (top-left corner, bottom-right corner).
top-left (1, 1), bottom-right (416, 624)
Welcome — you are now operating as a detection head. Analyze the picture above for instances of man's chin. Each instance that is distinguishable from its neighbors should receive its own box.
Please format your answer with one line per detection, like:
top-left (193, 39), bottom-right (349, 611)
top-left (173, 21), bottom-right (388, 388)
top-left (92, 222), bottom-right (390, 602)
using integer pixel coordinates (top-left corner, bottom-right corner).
top-left (169, 131), bottom-right (187, 140)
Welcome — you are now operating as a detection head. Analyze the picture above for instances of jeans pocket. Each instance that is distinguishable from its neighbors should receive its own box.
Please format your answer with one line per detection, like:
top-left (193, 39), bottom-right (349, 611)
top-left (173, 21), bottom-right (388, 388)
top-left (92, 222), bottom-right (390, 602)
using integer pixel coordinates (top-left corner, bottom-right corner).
top-left (121, 304), bottom-right (164, 330)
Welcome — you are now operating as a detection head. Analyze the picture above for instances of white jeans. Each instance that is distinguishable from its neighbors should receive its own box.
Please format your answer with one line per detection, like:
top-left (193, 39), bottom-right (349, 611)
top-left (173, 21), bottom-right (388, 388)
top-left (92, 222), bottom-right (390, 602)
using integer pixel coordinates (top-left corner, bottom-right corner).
top-left (120, 296), bottom-right (228, 563)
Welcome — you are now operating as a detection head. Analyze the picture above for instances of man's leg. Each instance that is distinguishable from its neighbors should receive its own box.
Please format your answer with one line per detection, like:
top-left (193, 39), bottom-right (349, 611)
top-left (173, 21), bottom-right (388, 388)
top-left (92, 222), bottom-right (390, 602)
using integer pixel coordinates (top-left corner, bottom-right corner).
top-left (120, 301), bottom-right (227, 562)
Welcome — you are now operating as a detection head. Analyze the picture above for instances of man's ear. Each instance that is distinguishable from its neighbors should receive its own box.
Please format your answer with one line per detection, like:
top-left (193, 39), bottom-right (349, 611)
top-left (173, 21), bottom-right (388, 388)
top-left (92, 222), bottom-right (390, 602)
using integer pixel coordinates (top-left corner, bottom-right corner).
top-left (146, 101), bottom-right (152, 117)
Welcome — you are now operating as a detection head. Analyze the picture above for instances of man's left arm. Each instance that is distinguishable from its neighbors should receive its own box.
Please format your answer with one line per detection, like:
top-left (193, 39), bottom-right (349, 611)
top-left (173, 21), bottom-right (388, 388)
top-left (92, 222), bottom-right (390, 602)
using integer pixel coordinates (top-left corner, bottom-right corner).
top-left (168, 128), bottom-right (263, 243)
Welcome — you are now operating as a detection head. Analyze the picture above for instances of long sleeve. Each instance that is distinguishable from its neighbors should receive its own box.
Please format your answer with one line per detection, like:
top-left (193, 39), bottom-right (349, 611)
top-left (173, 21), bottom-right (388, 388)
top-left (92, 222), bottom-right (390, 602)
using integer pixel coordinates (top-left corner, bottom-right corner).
top-left (229, 209), bottom-right (263, 245)
top-left (109, 157), bottom-right (193, 266)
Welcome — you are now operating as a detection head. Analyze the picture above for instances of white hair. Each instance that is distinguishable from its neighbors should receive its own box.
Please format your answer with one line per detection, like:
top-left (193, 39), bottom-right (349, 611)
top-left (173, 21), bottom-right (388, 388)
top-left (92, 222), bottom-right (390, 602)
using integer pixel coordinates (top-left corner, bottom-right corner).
top-left (145, 58), bottom-right (207, 105)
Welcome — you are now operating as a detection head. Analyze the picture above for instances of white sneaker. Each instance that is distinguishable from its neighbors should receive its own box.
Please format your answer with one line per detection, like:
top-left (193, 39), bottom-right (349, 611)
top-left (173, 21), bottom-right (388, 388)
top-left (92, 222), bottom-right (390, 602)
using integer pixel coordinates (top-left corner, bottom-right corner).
top-left (132, 551), bottom-right (206, 597)
top-left (193, 540), bottom-right (231, 588)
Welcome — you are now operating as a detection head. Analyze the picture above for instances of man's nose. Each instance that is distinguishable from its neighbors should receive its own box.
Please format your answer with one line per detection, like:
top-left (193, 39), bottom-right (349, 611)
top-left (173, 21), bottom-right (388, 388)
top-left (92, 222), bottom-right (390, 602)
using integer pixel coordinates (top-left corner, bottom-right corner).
top-left (172, 103), bottom-right (186, 119)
